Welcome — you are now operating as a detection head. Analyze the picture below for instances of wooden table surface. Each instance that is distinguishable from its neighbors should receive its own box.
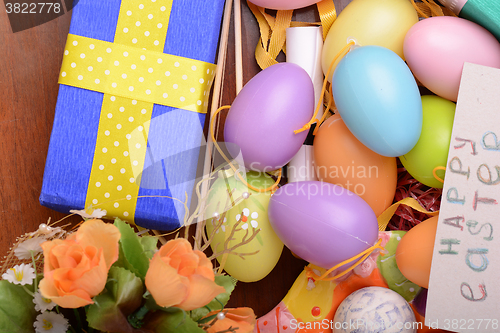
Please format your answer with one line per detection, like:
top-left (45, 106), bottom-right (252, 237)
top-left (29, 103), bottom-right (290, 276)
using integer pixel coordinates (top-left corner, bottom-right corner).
top-left (0, 0), bottom-right (350, 318)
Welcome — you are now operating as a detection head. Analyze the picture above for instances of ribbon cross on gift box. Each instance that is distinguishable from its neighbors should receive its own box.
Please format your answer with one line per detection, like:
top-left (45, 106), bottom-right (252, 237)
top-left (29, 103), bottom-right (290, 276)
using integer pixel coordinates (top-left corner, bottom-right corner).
top-left (41, 0), bottom-right (224, 229)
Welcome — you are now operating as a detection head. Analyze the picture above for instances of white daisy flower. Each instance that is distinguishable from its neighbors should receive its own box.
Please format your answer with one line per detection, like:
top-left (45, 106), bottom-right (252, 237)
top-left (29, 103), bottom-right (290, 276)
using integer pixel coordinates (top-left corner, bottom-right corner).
top-left (70, 207), bottom-right (107, 219)
top-left (215, 217), bottom-right (227, 234)
top-left (34, 312), bottom-right (69, 333)
top-left (1, 263), bottom-right (35, 285)
top-left (236, 208), bottom-right (260, 230)
top-left (33, 292), bottom-right (56, 312)
top-left (14, 237), bottom-right (46, 260)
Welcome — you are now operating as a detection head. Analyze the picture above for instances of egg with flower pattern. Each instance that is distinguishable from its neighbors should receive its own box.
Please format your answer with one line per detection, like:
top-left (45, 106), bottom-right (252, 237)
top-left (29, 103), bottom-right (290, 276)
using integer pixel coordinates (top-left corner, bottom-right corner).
top-left (205, 170), bottom-right (283, 282)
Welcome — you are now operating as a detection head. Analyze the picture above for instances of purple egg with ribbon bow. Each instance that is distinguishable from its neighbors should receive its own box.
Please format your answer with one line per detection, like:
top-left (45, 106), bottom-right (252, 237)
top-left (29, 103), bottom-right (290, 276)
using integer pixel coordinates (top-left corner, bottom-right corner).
top-left (268, 181), bottom-right (379, 269)
top-left (224, 63), bottom-right (314, 172)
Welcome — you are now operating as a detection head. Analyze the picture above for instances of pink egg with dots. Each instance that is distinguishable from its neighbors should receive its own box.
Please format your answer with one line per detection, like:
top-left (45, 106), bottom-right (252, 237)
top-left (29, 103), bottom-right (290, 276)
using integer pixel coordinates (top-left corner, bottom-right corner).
top-left (404, 16), bottom-right (500, 102)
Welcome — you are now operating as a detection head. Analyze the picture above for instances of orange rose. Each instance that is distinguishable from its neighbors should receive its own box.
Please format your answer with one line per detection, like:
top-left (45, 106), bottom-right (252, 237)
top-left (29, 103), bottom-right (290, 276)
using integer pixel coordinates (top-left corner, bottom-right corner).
top-left (39, 219), bottom-right (120, 308)
top-left (145, 238), bottom-right (225, 310)
top-left (205, 308), bottom-right (256, 333)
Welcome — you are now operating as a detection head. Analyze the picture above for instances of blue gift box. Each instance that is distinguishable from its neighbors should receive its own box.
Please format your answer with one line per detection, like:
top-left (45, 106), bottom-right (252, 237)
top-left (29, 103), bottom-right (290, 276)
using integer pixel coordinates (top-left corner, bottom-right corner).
top-left (40, 0), bottom-right (224, 230)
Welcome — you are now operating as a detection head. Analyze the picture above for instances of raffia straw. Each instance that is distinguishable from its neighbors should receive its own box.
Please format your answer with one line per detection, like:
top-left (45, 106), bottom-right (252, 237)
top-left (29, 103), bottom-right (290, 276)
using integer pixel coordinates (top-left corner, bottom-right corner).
top-left (152, 230), bottom-right (168, 245)
top-left (194, 0), bottom-right (233, 250)
top-left (234, 0), bottom-right (243, 94)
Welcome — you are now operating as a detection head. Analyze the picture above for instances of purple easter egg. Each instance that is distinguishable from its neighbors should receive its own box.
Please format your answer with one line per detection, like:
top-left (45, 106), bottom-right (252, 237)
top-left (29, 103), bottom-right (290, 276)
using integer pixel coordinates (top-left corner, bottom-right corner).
top-left (413, 288), bottom-right (428, 317)
top-left (268, 181), bottom-right (379, 269)
top-left (224, 63), bottom-right (314, 172)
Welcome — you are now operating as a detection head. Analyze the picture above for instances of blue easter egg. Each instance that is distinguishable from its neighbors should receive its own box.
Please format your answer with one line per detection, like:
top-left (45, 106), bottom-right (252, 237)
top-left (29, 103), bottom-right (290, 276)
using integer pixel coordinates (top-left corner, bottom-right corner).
top-left (331, 45), bottom-right (422, 157)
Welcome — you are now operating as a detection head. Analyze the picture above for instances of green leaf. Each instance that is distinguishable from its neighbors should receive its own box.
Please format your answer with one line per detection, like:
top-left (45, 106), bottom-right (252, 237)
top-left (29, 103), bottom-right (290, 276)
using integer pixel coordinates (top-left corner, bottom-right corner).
top-left (144, 310), bottom-right (204, 333)
top-left (212, 275), bottom-right (237, 306)
top-left (87, 266), bottom-right (144, 333)
top-left (140, 236), bottom-right (158, 260)
top-left (190, 275), bottom-right (237, 322)
top-left (0, 280), bottom-right (37, 333)
top-left (114, 218), bottom-right (151, 279)
top-left (142, 293), bottom-right (166, 313)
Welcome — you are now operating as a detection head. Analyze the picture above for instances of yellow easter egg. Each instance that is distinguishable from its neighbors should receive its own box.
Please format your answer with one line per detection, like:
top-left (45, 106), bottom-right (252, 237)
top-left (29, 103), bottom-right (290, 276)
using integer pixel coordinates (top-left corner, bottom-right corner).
top-left (205, 170), bottom-right (283, 282)
top-left (322, 0), bottom-right (418, 81)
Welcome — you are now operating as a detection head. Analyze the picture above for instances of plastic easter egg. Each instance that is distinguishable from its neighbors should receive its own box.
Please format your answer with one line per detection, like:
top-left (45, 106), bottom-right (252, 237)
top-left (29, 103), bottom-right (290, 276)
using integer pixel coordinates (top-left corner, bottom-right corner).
top-left (400, 95), bottom-right (456, 189)
top-left (404, 16), bottom-right (500, 102)
top-left (322, 0), bottom-right (418, 80)
top-left (396, 216), bottom-right (439, 289)
top-left (224, 63), bottom-right (314, 171)
top-left (332, 46), bottom-right (422, 157)
top-left (205, 170), bottom-right (284, 282)
top-left (314, 114), bottom-right (397, 216)
top-left (268, 181), bottom-right (378, 269)
top-left (377, 231), bottom-right (421, 302)
top-left (248, 0), bottom-right (320, 10)
top-left (412, 288), bottom-right (428, 317)
top-left (334, 287), bottom-right (417, 333)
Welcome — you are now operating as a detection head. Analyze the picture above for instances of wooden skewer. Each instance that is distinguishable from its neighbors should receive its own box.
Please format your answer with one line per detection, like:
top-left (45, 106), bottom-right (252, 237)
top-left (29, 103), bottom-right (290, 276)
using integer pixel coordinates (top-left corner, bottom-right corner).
top-left (234, 0), bottom-right (243, 94)
top-left (194, 0), bottom-right (233, 250)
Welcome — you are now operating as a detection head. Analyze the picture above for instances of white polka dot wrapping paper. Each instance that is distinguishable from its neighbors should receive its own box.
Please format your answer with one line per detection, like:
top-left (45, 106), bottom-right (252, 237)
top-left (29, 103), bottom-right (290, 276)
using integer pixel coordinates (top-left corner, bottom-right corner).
top-left (40, 0), bottom-right (225, 230)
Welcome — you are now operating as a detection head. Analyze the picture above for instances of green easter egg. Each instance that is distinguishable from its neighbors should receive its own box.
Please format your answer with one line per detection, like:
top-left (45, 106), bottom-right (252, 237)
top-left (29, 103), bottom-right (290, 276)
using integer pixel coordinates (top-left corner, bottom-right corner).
top-left (400, 95), bottom-right (456, 188)
top-left (205, 171), bottom-right (283, 282)
top-left (377, 231), bottom-right (421, 302)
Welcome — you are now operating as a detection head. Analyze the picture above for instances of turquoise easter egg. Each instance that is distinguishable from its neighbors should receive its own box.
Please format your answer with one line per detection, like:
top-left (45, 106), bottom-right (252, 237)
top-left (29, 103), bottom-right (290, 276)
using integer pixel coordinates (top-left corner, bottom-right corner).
top-left (205, 170), bottom-right (284, 282)
top-left (332, 45), bottom-right (422, 157)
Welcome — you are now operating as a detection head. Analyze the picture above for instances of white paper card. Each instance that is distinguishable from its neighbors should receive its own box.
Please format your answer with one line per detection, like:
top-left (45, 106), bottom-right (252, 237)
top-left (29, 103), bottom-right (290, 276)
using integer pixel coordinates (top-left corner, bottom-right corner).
top-left (426, 63), bottom-right (500, 332)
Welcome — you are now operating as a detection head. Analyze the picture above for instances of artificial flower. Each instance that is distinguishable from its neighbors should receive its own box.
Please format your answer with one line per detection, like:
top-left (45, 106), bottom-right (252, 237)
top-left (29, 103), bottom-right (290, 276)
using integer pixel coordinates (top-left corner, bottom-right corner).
top-left (14, 237), bottom-right (46, 260)
top-left (145, 238), bottom-right (225, 311)
top-left (1, 263), bottom-right (35, 285)
top-left (33, 291), bottom-right (56, 312)
top-left (39, 219), bottom-right (120, 308)
top-left (204, 308), bottom-right (256, 333)
top-left (37, 223), bottom-right (64, 237)
top-left (69, 207), bottom-right (107, 219)
top-left (33, 311), bottom-right (69, 333)
top-left (353, 232), bottom-right (390, 278)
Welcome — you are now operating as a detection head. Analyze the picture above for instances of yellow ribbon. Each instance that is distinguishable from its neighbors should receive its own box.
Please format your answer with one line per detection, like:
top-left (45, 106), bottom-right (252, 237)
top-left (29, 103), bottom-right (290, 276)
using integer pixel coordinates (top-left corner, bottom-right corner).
top-left (377, 197), bottom-right (439, 231)
top-left (316, 0), bottom-right (337, 40)
top-left (294, 40), bottom-right (354, 134)
top-left (248, 1), bottom-right (293, 70)
top-left (409, 0), bottom-right (457, 18)
top-left (247, 0), bottom-right (337, 70)
top-left (433, 166), bottom-right (446, 184)
top-left (305, 238), bottom-right (385, 282)
top-left (59, 34), bottom-right (215, 113)
top-left (58, 0), bottom-right (216, 223)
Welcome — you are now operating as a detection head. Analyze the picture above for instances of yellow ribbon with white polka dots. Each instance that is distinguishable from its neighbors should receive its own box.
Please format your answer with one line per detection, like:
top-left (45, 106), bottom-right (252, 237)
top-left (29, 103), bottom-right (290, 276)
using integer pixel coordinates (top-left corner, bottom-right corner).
top-left (58, 0), bottom-right (216, 223)
top-left (59, 34), bottom-right (215, 113)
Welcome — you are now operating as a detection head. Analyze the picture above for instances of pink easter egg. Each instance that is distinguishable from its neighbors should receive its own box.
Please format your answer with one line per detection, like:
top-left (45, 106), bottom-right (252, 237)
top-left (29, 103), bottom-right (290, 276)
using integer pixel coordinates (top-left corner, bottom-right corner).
top-left (404, 16), bottom-right (500, 102)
